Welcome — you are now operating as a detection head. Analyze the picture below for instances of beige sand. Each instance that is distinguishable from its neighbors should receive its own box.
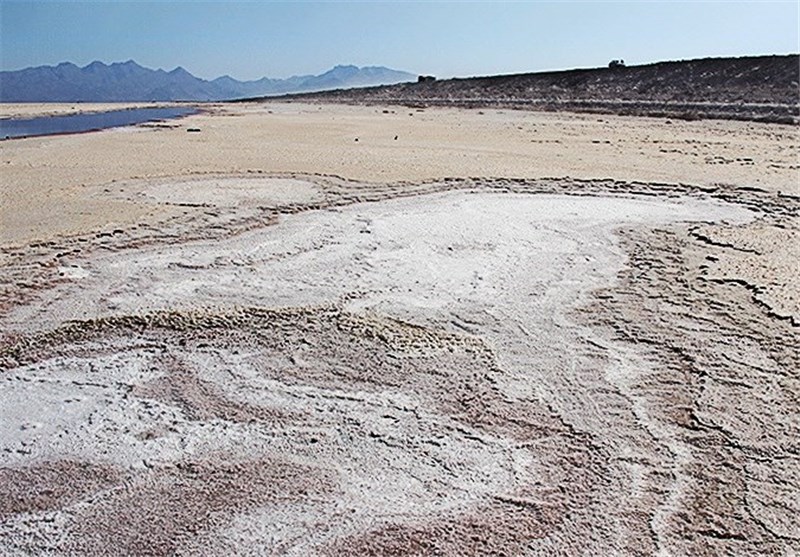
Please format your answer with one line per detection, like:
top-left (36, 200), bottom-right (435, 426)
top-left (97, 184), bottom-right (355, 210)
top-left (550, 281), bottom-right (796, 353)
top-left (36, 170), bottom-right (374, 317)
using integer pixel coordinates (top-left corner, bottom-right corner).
top-left (0, 103), bottom-right (798, 555)
top-left (1, 102), bottom-right (797, 247)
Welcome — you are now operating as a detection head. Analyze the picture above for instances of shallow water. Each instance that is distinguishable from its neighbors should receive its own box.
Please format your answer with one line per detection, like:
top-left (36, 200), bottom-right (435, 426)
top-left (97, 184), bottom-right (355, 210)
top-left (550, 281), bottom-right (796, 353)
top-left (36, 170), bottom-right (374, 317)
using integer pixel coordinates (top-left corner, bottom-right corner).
top-left (0, 107), bottom-right (197, 139)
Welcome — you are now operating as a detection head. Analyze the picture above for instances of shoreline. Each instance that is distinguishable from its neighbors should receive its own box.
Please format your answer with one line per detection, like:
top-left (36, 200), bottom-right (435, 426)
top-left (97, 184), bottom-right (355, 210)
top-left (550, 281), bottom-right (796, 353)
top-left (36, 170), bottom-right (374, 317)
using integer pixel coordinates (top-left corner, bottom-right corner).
top-left (0, 101), bottom-right (196, 120)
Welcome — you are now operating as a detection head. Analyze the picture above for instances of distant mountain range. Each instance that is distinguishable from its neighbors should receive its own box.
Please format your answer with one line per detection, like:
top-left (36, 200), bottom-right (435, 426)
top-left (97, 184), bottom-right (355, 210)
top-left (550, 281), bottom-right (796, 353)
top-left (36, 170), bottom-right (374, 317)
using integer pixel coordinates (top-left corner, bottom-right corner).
top-left (0, 60), bottom-right (416, 102)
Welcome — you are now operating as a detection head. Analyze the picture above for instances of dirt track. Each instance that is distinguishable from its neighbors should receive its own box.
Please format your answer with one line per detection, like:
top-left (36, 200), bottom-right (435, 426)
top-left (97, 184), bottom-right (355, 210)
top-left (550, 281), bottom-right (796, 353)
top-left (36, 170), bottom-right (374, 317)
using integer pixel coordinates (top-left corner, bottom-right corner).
top-left (0, 104), bottom-right (798, 555)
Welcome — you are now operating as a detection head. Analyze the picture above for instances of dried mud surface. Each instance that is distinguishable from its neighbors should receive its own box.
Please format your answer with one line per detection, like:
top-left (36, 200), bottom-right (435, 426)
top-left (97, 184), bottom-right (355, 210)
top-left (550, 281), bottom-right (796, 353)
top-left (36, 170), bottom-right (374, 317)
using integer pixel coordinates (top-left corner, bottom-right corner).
top-left (1, 172), bottom-right (798, 555)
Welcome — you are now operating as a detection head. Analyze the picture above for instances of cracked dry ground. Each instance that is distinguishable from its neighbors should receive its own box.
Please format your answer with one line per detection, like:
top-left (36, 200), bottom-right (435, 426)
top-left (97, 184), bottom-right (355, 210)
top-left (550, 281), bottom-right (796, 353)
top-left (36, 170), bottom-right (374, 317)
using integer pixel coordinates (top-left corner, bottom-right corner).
top-left (0, 177), bottom-right (798, 556)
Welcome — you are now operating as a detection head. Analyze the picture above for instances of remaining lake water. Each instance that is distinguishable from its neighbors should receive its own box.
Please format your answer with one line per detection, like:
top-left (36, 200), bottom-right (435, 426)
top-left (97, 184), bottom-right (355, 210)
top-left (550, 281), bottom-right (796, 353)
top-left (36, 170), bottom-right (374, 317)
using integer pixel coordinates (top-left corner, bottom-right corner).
top-left (0, 107), bottom-right (197, 139)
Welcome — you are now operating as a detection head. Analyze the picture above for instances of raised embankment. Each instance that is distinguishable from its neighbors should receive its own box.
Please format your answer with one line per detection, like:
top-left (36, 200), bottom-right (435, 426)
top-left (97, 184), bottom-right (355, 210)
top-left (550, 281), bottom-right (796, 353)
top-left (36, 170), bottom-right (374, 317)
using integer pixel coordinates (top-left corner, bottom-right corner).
top-left (267, 55), bottom-right (799, 124)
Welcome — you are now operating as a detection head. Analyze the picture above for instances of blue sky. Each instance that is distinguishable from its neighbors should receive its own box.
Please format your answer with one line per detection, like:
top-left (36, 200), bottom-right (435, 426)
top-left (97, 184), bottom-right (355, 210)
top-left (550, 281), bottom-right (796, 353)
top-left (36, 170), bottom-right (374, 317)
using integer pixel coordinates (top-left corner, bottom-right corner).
top-left (1, 1), bottom-right (798, 80)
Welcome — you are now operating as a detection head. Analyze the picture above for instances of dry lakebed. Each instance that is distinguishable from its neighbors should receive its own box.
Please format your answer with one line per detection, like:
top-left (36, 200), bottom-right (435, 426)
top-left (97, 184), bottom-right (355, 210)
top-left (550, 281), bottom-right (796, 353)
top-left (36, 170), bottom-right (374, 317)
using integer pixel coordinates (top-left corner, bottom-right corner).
top-left (0, 102), bottom-right (798, 556)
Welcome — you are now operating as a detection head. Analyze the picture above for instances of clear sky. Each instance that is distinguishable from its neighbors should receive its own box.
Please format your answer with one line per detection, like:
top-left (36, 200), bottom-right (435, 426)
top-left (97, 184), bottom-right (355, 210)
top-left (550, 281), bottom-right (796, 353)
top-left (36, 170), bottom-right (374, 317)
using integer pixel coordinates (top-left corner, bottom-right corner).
top-left (1, 1), bottom-right (798, 80)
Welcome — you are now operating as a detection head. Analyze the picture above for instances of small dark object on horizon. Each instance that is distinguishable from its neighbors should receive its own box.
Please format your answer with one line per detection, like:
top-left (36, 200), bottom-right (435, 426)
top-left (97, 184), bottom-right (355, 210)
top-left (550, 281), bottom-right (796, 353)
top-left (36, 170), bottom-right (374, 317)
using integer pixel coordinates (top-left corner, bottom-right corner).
top-left (187, 128), bottom-right (201, 132)
top-left (417, 75), bottom-right (437, 83)
top-left (394, 135), bottom-right (398, 140)
top-left (608, 60), bottom-right (626, 69)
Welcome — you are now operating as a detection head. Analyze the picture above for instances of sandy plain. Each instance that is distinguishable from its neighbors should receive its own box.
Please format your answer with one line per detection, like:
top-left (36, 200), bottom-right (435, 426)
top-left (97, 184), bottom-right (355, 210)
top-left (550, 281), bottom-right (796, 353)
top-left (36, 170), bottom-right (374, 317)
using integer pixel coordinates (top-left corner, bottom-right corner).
top-left (0, 102), bottom-right (798, 556)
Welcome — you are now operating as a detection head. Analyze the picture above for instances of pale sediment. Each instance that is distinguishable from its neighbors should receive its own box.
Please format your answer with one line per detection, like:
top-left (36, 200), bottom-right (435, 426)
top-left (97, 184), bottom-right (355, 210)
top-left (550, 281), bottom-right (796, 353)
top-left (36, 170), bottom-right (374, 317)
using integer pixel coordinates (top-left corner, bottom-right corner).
top-left (1, 95), bottom-right (798, 557)
top-left (1, 179), bottom-right (796, 555)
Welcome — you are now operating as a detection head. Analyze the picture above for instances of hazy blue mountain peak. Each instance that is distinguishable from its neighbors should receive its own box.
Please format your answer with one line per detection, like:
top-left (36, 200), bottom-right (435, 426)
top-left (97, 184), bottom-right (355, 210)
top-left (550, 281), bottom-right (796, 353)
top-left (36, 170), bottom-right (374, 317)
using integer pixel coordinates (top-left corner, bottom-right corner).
top-left (168, 66), bottom-right (192, 76)
top-left (0, 60), bottom-right (415, 102)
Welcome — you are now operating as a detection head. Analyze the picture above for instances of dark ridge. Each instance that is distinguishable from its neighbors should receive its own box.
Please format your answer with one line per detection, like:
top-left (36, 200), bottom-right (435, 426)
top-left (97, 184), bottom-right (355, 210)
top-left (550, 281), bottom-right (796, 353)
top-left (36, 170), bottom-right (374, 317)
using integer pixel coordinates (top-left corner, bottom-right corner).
top-left (255, 55), bottom-right (800, 124)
